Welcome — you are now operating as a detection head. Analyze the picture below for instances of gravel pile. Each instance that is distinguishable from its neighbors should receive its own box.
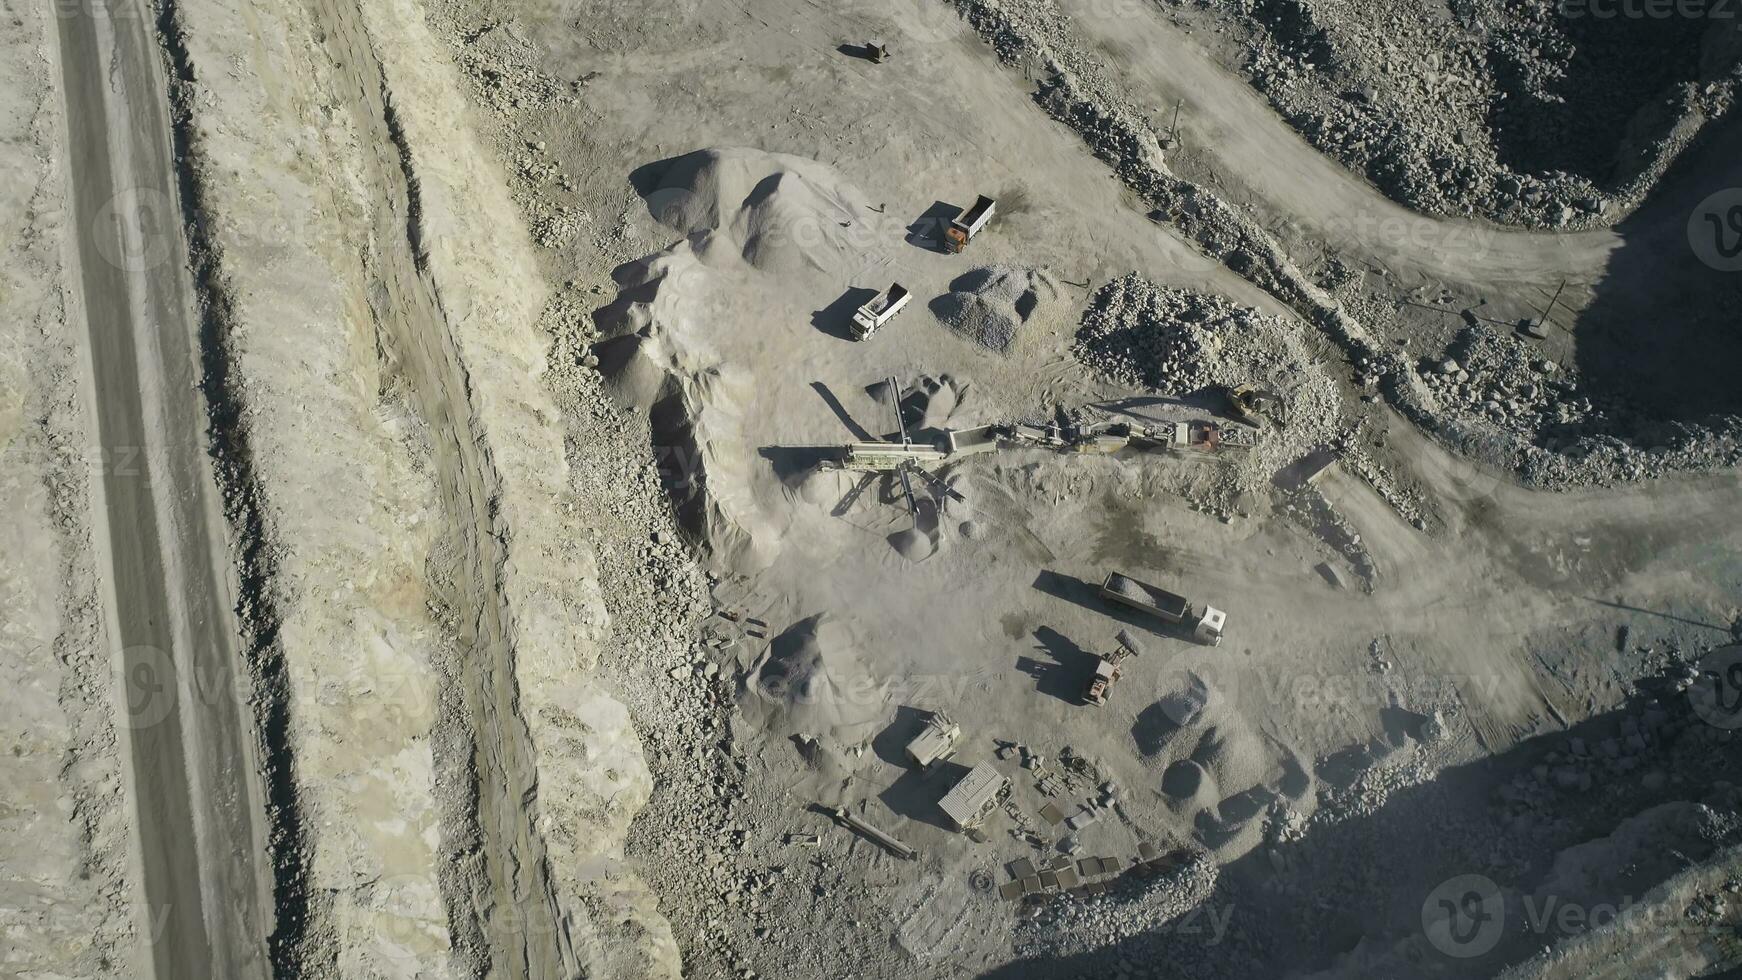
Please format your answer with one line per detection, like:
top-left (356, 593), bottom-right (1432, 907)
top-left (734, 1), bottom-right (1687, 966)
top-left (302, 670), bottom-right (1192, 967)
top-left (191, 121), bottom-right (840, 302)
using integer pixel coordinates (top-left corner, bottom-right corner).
top-left (1075, 277), bottom-right (1251, 395)
top-left (1176, 0), bottom-right (1742, 227)
top-left (1012, 851), bottom-right (1221, 964)
top-left (1072, 275), bottom-right (1347, 502)
top-left (1416, 325), bottom-right (1607, 444)
top-left (932, 265), bottom-right (1060, 353)
top-left (1397, 323), bottom-right (1742, 488)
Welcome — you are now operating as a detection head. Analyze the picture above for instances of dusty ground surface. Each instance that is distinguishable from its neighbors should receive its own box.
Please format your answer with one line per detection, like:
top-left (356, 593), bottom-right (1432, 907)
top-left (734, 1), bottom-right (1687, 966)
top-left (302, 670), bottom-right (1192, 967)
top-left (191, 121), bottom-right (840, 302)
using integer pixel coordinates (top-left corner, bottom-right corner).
top-left (414, 0), bottom-right (1742, 977)
top-left (0, 2), bottom-right (138, 975)
top-left (5, 0), bottom-right (1742, 977)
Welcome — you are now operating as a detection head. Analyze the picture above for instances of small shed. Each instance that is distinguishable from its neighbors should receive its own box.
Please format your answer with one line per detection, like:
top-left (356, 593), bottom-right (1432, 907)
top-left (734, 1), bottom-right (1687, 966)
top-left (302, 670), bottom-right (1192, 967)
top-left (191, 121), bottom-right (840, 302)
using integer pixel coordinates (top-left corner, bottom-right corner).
top-left (938, 762), bottom-right (1010, 830)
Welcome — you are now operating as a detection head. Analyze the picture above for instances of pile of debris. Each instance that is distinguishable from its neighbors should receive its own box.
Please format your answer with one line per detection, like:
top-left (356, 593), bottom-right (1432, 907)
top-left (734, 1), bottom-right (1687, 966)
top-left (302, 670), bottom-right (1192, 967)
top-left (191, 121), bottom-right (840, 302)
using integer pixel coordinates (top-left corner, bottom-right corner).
top-left (1415, 325), bottom-right (1607, 444)
top-left (1406, 325), bottom-right (1742, 491)
top-left (1075, 278), bottom-right (1230, 394)
top-left (1074, 276), bottom-right (1288, 395)
top-left (1072, 276), bottom-right (1348, 502)
top-left (1010, 847), bottom-right (1223, 967)
top-left (931, 265), bottom-right (1060, 353)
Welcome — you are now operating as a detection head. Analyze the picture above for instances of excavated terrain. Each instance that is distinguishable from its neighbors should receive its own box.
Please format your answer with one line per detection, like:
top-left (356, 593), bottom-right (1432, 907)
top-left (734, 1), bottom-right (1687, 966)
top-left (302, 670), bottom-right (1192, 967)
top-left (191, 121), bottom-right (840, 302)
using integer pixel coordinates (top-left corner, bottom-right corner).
top-left (6, 0), bottom-right (1742, 977)
top-left (1160, 0), bottom-right (1742, 227)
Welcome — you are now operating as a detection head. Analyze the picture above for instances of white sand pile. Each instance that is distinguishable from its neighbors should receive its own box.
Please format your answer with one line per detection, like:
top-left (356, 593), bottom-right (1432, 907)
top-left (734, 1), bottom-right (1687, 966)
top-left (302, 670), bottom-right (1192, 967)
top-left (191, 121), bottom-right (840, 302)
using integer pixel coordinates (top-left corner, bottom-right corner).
top-left (869, 374), bottom-right (972, 434)
top-left (592, 249), bottom-right (781, 568)
top-left (887, 498), bottom-right (944, 562)
top-left (743, 613), bottom-right (889, 745)
top-left (931, 266), bottom-right (1061, 353)
top-left (638, 147), bottom-right (874, 275)
top-left (597, 145), bottom-right (887, 568)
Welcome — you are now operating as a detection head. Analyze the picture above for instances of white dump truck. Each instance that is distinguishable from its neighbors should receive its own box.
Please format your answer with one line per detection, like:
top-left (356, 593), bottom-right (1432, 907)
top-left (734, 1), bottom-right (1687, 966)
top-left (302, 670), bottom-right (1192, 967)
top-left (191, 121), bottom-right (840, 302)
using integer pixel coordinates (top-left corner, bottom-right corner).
top-left (1099, 572), bottom-right (1227, 646)
top-left (851, 282), bottom-right (911, 340)
top-left (943, 195), bottom-right (995, 253)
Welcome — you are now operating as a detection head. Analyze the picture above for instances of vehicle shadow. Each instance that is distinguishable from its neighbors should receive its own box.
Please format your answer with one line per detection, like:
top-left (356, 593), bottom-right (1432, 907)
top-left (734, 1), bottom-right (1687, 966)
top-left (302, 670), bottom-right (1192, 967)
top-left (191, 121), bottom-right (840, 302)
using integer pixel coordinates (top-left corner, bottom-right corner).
top-left (813, 287), bottom-right (877, 341)
top-left (1023, 626), bottom-right (1098, 704)
top-left (810, 381), bottom-right (873, 441)
top-left (835, 42), bottom-right (883, 63)
top-left (907, 200), bottom-right (959, 252)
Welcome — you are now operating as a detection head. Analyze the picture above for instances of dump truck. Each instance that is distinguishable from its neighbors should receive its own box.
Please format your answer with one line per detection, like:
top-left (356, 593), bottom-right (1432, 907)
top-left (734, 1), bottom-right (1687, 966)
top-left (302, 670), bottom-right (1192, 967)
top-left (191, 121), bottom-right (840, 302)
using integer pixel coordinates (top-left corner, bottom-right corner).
top-left (1099, 572), bottom-right (1227, 646)
top-left (943, 195), bottom-right (996, 253)
top-left (851, 282), bottom-right (911, 340)
top-left (1084, 631), bottom-right (1144, 707)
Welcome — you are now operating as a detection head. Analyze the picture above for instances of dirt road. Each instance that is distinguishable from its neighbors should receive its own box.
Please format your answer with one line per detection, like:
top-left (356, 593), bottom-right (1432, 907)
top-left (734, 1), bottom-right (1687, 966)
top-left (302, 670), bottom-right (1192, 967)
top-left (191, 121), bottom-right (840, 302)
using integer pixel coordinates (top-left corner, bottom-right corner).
top-left (56, 0), bottom-right (272, 976)
top-left (1063, 0), bottom-right (1742, 288)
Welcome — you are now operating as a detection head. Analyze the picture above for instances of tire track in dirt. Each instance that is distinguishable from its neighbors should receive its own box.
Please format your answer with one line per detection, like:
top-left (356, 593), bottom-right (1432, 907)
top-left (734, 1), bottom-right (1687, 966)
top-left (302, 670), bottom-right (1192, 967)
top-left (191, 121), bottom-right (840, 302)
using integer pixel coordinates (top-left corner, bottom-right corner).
top-left (309, 0), bottom-right (574, 974)
top-left (57, 0), bottom-right (278, 974)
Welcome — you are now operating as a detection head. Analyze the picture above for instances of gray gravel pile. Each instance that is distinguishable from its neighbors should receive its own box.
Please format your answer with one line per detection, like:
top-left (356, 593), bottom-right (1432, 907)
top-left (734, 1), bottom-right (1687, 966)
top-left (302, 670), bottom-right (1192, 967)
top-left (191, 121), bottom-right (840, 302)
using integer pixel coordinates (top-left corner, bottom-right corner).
top-left (933, 265), bottom-right (1060, 353)
top-left (1072, 275), bottom-right (1348, 503)
top-left (1399, 323), bottom-right (1742, 488)
top-left (1012, 851), bottom-right (1221, 965)
top-left (1416, 325), bottom-right (1604, 444)
top-left (1074, 275), bottom-right (1254, 395)
top-left (1174, 0), bottom-right (1742, 227)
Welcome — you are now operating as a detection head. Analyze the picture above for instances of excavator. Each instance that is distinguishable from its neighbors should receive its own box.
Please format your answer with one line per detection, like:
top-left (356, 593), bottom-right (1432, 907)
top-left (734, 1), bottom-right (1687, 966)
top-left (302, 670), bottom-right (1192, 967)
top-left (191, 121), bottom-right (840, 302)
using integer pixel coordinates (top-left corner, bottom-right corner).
top-left (1222, 384), bottom-right (1284, 428)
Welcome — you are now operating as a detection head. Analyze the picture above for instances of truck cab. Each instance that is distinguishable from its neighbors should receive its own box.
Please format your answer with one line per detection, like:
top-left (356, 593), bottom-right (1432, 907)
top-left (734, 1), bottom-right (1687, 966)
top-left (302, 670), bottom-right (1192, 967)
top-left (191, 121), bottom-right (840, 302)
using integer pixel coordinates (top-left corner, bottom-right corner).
top-left (944, 195), bottom-right (996, 253)
top-left (1195, 606), bottom-right (1227, 646)
top-left (850, 282), bottom-right (911, 340)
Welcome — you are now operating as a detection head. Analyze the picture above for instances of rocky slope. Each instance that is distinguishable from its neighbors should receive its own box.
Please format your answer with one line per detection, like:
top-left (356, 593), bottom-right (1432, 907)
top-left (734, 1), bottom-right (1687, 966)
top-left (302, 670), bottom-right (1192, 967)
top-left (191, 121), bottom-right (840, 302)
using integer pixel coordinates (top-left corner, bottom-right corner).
top-left (1165, 0), bottom-right (1742, 227)
top-left (158, 0), bottom-right (676, 972)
